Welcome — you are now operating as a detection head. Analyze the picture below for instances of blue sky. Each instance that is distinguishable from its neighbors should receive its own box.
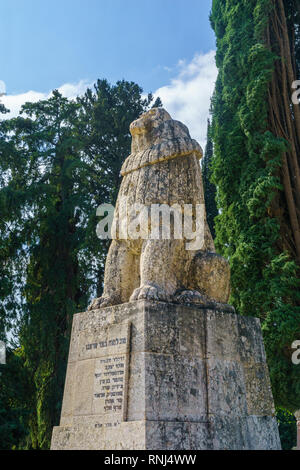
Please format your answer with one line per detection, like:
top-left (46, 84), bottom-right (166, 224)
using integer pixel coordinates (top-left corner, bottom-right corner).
top-left (1, 0), bottom-right (217, 147)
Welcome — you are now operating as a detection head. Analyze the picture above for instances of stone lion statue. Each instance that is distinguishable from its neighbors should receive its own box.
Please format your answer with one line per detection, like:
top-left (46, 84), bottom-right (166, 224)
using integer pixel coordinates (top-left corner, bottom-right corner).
top-left (89, 108), bottom-right (230, 310)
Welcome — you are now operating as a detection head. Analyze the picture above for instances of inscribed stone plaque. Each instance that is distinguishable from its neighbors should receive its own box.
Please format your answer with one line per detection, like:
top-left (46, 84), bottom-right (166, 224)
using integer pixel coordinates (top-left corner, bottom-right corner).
top-left (84, 321), bottom-right (131, 422)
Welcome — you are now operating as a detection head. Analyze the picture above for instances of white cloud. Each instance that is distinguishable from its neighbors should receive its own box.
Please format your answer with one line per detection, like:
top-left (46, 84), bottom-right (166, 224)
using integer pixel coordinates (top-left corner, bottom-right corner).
top-left (56, 80), bottom-right (94, 99)
top-left (1, 52), bottom-right (218, 150)
top-left (2, 90), bottom-right (47, 119)
top-left (1, 79), bottom-right (93, 119)
top-left (0, 80), bottom-right (6, 95)
top-left (154, 51), bottom-right (217, 150)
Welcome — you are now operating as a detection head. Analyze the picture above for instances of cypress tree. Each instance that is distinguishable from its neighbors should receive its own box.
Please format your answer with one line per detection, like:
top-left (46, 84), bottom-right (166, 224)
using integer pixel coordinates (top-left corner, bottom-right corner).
top-left (202, 119), bottom-right (218, 239)
top-left (211, 0), bottom-right (300, 411)
top-left (276, 408), bottom-right (297, 449)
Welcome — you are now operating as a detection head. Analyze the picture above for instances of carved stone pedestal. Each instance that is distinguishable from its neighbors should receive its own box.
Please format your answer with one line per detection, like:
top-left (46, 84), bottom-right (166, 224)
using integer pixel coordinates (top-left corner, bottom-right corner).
top-left (51, 301), bottom-right (281, 450)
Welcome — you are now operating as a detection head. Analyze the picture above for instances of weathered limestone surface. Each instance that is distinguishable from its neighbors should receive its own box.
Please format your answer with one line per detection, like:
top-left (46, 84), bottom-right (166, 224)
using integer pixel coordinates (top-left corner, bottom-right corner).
top-left (88, 108), bottom-right (230, 311)
top-left (51, 301), bottom-right (281, 450)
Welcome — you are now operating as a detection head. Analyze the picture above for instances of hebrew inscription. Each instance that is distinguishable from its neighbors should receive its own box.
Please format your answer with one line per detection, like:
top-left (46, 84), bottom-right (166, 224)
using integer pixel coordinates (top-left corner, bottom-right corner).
top-left (84, 322), bottom-right (130, 421)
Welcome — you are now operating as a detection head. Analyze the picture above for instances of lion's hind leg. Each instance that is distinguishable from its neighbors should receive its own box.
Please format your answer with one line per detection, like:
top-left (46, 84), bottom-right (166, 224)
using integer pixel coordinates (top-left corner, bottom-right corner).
top-left (130, 239), bottom-right (181, 303)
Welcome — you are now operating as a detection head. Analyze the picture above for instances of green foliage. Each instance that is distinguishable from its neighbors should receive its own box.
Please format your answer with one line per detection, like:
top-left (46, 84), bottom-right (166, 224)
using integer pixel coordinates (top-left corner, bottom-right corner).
top-left (276, 408), bottom-right (297, 450)
top-left (211, 0), bottom-right (300, 411)
top-left (0, 349), bottom-right (32, 450)
top-left (0, 80), bottom-right (158, 449)
top-left (202, 119), bottom-right (218, 239)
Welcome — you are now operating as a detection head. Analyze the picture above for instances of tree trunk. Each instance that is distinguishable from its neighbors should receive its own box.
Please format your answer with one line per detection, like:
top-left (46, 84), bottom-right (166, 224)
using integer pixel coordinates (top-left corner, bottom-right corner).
top-left (267, 0), bottom-right (300, 261)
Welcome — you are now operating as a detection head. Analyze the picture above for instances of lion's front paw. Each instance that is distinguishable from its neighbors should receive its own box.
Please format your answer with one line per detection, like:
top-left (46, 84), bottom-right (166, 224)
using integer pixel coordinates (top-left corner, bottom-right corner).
top-left (130, 283), bottom-right (171, 303)
top-left (87, 295), bottom-right (120, 310)
top-left (88, 297), bottom-right (102, 311)
top-left (174, 289), bottom-right (208, 305)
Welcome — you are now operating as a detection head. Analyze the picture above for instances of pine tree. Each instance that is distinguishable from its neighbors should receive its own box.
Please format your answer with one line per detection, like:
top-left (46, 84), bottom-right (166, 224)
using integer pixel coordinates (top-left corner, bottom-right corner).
top-left (77, 79), bottom-right (157, 297)
top-left (0, 104), bottom-right (30, 450)
top-left (0, 349), bottom-right (32, 450)
top-left (0, 91), bottom-right (90, 448)
top-left (210, 0), bottom-right (300, 411)
top-left (0, 81), bottom-right (159, 449)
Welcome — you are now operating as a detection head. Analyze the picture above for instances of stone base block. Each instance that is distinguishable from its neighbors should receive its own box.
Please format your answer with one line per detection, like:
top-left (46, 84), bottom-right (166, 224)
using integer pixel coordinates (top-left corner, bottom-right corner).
top-left (51, 301), bottom-right (281, 450)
